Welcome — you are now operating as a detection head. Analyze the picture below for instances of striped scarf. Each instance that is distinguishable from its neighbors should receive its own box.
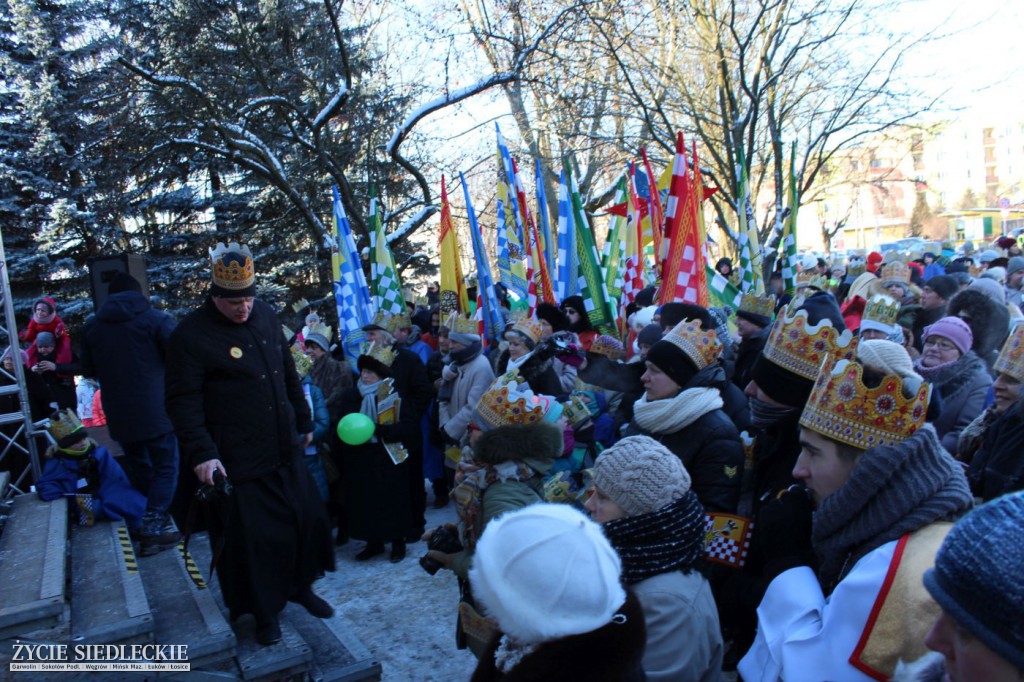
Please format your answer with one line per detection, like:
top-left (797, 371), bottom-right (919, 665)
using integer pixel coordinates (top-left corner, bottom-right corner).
top-left (602, 491), bottom-right (706, 585)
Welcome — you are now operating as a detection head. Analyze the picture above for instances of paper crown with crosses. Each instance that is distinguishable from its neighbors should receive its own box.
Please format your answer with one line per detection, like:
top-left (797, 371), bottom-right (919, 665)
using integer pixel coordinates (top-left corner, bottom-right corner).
top-left (879, 261), bottom-right (911, 287)
top-left (799, 356), bottom-right (931, 450)
top-left (738, 292), bottom-right (776, 320)
top-left (861, 295), bottom-right (901, 333)
top-left (358, 340), bottom-right (397, 369)
top-left (48, 408), bottom-right (85, 449)
top-left (209, 242), bottom-right (255, 292)
top-left (505, 313), bottom-right (545, 347)
top-left (762, 305), bottom-right (859, 381)
top-left (290, 344), bottom-right (313, 378)
top-left (993, 324), bottom-right (1024, 382)
top-left (471, 371), bottom-right (563, 432)
top-left (445, 312), bottom-right (479, 336)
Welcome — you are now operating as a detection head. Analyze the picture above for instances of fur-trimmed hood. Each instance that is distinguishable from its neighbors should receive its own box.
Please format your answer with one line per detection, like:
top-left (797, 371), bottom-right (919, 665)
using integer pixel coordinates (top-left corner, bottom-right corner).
top-left (475, 421), bottom-right (563, 468)
top-left (947, 288), bottom-right (1010, 365)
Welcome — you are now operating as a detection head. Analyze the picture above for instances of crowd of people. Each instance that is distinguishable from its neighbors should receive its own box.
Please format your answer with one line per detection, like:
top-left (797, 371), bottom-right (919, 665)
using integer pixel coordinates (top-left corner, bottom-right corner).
top-left (4, 237), bottom-right (1024, 680)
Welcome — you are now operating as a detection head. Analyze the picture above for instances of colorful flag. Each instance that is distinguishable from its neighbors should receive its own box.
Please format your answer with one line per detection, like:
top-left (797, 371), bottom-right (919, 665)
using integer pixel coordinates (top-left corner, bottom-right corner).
top-left (565, 158), bottom-right (616, 332)
top-left (602, 174), bottom-right (629, 300)
top-left (555, 168), bottom-right (579, 301)
top-left (368, 187), bottom-right (405, 315)
top-left (460, 172), bottom-right (505, 342)
top-left (439, 175), bottom-right (469, 316)
top-left (619, 165), bottom-right (645, 327)
top-left (331, 185), bottom-right (373, 362)
top-left (660, 133), bottom-right (701, 304)
top-left (512, 157), bottom-right (553, 308)
top-left (535, 158), bottom-right (556, 280)
top-left (782, 143), bottom-right (799, 295)
top-left (707, 264), bottom-right (744, 309)
top-left (496, 157), bottom-right (529, 300)
top-left (639, 147), bottom-right (665, 268)
top-left (691, 141), bottom-right (710, 308)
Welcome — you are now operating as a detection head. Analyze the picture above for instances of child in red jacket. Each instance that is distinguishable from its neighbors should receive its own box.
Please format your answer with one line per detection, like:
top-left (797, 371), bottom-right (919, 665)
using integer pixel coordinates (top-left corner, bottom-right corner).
top-left (21, 297), bottom-right (72, 365)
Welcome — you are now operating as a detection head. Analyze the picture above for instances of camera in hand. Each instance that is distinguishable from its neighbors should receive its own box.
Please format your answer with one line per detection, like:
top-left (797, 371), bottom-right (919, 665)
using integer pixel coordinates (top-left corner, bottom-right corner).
top-left (419, 525), bottom-right (463, 575)
top-left (197, 470), bottom-right (233, 502)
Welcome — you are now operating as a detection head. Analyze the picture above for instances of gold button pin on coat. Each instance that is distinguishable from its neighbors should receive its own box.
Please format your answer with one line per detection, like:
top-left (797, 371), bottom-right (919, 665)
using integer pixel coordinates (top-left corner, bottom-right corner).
top-left (230, 347), bottom-right (243, 359)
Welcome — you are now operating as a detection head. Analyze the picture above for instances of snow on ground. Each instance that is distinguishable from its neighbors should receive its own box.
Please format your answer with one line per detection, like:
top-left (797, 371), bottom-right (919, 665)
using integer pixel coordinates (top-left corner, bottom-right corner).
top-left (316, 486), bottom-right (477, 681)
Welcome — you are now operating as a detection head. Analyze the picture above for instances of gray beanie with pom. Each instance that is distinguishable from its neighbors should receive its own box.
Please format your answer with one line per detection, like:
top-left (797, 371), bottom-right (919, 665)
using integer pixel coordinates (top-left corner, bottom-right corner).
top-left (591, 435), bottom-right (691, 516)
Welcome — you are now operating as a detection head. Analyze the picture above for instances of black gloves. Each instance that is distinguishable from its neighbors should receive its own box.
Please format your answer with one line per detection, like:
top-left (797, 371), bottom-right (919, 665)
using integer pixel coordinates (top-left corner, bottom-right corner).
top-left (757, 485), bottom-right (815, 582)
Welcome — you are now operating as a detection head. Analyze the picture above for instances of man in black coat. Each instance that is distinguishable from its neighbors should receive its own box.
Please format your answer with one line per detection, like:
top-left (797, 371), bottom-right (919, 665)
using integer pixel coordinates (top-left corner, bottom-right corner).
top-left (165, 244), bottom-right (334, 646)
top-left (79, 272), bottom-right (180, 556)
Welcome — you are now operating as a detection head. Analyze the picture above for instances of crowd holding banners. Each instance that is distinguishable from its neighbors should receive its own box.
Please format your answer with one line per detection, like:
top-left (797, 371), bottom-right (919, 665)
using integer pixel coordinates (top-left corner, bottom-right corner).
top-left (10, 130), bottom-right (1024, 678)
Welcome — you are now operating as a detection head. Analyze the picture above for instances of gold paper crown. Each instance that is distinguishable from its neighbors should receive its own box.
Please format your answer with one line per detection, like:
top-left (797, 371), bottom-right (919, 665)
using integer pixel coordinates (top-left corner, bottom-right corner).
top-left (562, 393), bottom-right (594, 427)
top-left (290, 344), bottom-right (312, 377)
top-left (292, 298), bottom-right (310, 313)
top-left (307, 322), bottom-right (334, 341)
top-left (993, 324), bottom-right (1024, 382)
top-left (799, 357), bottom-right (931, 450)
top-left (796, 270), bottom-right (827, 289)
top-left (48, 408), bottom-right (84, 446)
top-left (588, 334), bottom-right (625, 361)
top-left (661, 319), bottom-right (722, 370)
top-left (445, 312), bottom-right (479, 336)
top-left (471, 372), bottom-right (554, 431)
top-left (209, 242), bottom-right (255, 290)
top-left (367, 309), bottom-right (393, 331)
top-left (738, 292), bottom-right (776, 320)
top-left (762, 305), bottom-right (859, 381)
top-left (392, 312), bottom-right (413, 331)
top-left (506, 314), bottom-right (545, 346)
top-left (879, 261), bottom-right (911, 286)
top-left (359, 340), bottom-right (397, 368)
top-left (862, 295), bottom-right (900, 328)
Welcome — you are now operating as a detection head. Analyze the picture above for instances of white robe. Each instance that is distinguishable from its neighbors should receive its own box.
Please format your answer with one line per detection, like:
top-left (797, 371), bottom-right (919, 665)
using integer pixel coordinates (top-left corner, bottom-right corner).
top-left (738, 541), bottom-right (898, 682)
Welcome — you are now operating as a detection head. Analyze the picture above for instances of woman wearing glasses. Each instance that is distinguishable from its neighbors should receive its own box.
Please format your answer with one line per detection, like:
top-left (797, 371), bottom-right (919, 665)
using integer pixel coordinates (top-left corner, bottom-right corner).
top-left (914, 316), bottom-right (992, 453)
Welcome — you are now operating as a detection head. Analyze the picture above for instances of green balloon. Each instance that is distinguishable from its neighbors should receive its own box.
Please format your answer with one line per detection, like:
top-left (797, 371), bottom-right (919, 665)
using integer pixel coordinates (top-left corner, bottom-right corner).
top-left (337, 412), bottom-right (375, 445)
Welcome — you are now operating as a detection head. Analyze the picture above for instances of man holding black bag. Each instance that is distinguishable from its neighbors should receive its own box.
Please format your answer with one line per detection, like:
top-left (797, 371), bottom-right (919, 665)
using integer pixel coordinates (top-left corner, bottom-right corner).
top-left (166, 243), bottom-right (335, 646)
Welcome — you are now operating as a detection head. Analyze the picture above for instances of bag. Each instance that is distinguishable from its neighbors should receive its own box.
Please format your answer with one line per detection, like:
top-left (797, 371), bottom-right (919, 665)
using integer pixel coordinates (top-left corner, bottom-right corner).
top-left (456, 577), bottom-right (499, 657)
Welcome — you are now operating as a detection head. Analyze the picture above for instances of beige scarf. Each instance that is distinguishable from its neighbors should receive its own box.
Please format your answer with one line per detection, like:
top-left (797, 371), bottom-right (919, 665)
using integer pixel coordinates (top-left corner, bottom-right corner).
top-left (633, 386), bottom-right (723, 435)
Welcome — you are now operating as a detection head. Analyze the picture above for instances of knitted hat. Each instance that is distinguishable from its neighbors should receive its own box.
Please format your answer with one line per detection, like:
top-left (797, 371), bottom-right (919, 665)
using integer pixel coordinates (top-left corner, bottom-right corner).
top-left (866, 251), bottom-right (884, 273)
top-left (856, 339), bottom-right (924, 396)
top-left (922, 316), bottom-right (973, 356)
top-left (646, 319), bottom-right (721, 390)
top-left (968, 277), bottom-right (1006, 305)
top-left (108, 272), bottom-right (142, 295)
top-left (469, 503), bottom-right (625, 644)
top-left (657, 302), bottom-right (711, 331)
top-left (1, 347), bottom-right (28, 366)
top-left (35, 332), bottom-right (56, 347)
top-left (924, 275), bottom-right (959, 302)
top-left (1008, 256), bottom-right (1024, 277)
top-left (591, 436), bottom-right (691, 516)
top-left (979, 249), bottom-right (1001, 264)
top-left (34, 297), bottom-right (56, 314)
top-left (923, 492), bottom-right (1024, 670)
top-left (637, 324), bottom-right (663, 348)
top-left (209, 242), bottom-right (256, 297)
top-left (981, 266), bottom-right (1007, 283)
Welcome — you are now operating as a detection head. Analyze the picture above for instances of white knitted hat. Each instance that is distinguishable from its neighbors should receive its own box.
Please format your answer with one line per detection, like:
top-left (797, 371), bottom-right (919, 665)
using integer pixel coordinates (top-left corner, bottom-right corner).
top-left (469, 504), bottom-right (625, 644)
top-left (856, 339), bottom-right (924, 396)
top-left (591, 435), bottom-right (691, 516)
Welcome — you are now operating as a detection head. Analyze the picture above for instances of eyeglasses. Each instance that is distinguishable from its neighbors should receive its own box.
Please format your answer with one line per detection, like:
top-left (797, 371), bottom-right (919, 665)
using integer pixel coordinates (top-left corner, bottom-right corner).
top-left (923, 338), bottom-right (958, 352)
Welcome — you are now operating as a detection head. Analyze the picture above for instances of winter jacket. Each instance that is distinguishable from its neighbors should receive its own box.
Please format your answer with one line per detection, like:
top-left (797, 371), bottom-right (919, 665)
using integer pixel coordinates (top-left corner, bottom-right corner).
top-left (438, 352), bottom-right (494, 441)
top-left (449, 422), bottom-right (561, 579)
top-left (947, 288), bottom-right (1010, 369)
top-left (388, 345), bottom-right (433, 421)
top-left (36, 445), bottom-right (146, 527)
top-left (21, 315), bottom-right (72, 365)
top-left (633, 570), bottom-right (724, 682)
top-left (307, 355), bottom-right (353, 423)
top-left (471, 590), bottom-right (646, 682)
top-left (165, 298), bottom-right (313, 481)
top-left (494, 349), bottom-right (564, 399)
top-left (918, 352), bottom-right (992, 453)
top-left (79, 290), bottom-right (177, 443)
top-left (302, 378), bottom-right (330, 443)
top-left (968, 400), bottom-right (1024, 501)
top-left (626, 379), bottom-right (745, 514)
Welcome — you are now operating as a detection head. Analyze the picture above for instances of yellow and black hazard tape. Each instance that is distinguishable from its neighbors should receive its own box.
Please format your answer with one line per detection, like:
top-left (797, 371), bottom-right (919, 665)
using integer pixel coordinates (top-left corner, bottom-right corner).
top-left (179, 543), bottom-right (207, 589)
top-left (117, 525), bottom-right (138, 574)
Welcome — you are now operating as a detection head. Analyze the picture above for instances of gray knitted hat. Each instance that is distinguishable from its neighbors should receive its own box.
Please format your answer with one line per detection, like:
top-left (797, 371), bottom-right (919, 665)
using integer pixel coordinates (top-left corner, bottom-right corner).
top-left (923, 491), bottom-right (1024, 670)
top-left (36, 332), bottom-right (56, 347)
top-left (591, 435), bottom-right (691, 516)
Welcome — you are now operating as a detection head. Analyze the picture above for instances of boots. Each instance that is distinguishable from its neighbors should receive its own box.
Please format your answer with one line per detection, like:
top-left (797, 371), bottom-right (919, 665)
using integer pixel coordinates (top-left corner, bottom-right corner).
top-left (139, 512), bottom-right (182, 557)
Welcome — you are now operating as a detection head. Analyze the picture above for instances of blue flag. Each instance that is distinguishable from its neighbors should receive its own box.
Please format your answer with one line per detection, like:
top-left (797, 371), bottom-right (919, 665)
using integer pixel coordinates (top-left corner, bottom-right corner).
top-left (460, 172), bottom-right (505, 341)
top-left (331, 186), bottom-right (373, 362)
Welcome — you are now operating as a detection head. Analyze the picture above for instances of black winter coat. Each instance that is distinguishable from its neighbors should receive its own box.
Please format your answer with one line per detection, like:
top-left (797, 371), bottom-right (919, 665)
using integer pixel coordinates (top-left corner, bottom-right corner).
top-left (165, 298), bottom-right (313, 480)
top-left (732, 326), bottom-right (770, 392)
top-left (388, 346), bottom-right (432, 422)
top-left (80, 290), bottom-right (177, 443)
top-left (947, 288), bottom-right (1010, 369)
top-left (626, 404), bottom-right (744, 513)
top-left (750, 411), bottom-right (803, 517)
top-left (968, 401), bottom-right (1024, 502)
